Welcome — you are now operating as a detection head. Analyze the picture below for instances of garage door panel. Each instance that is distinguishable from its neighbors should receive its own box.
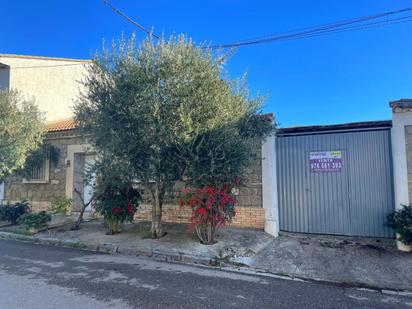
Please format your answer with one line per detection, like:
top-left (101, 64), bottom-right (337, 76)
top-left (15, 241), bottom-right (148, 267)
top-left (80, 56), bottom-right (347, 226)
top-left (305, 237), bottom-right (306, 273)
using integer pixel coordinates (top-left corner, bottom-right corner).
top-left (277, 129), bottom-right (394, 237)
top-left (346, 130), bottom-right (394, 237)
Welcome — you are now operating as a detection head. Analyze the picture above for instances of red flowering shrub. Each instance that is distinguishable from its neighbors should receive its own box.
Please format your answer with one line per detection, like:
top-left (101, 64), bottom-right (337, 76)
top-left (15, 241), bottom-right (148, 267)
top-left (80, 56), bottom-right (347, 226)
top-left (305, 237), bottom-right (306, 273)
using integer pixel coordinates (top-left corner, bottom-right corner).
top-left (95, 185), bottom-right (140, 235)
top-left (180, 185), bottom-right (237, 244)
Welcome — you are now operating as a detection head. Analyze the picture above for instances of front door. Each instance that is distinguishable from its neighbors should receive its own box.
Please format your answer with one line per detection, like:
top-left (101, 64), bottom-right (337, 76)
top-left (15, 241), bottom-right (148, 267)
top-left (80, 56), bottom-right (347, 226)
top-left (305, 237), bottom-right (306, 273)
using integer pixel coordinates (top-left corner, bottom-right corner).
top-left (83, 155), bottom-right (96, 211)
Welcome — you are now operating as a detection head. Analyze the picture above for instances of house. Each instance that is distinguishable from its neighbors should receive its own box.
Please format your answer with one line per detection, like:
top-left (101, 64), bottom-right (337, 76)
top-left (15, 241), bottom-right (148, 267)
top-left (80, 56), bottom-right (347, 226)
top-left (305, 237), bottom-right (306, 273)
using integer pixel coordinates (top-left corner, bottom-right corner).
top-left (0, 54), bottom-right (265, 228)
top-left (2, 54), bottom-right (412, 241)
top-left (0, 54), bottom-right (95, 212)
top-left (3, 116), bottom-right (265, 228)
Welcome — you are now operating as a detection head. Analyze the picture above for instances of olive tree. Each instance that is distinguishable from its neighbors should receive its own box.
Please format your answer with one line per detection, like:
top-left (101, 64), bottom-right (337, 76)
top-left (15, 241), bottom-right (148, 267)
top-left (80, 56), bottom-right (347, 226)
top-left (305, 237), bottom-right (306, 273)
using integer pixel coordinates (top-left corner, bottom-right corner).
top-left (0, 90), bottom-right (44, 182)
top-left (75, 34), bottom-right (272, 238)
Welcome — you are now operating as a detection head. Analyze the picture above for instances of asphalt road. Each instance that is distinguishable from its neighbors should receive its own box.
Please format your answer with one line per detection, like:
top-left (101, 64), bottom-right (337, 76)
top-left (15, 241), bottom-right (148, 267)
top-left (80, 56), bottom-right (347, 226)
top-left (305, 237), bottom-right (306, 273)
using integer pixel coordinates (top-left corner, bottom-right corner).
top-left (0, 239), bottom-right (410, 309)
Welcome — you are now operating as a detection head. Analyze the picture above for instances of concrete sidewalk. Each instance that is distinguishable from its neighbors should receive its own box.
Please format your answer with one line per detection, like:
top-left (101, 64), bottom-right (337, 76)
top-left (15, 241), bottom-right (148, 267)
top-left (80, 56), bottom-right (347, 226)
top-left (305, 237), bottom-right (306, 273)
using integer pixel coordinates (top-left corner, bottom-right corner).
top-left (0, 220), bottom-right (273, 265)
top-left (246, 233), bottom-right (412, 292)
top-left (0, 220), bottom-right (410, 293)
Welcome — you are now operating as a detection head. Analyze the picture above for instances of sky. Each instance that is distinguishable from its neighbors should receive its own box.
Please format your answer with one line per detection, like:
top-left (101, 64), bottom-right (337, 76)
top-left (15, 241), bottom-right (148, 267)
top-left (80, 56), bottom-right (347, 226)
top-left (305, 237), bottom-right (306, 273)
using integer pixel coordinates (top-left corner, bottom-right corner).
top-left (1, 0), bottom-right (411, 127)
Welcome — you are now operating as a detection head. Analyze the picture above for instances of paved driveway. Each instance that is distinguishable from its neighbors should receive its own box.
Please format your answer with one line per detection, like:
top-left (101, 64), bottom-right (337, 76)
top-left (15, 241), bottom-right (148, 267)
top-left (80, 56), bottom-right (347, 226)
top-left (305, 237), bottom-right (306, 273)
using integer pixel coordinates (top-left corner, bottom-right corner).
top-left (250, 233), bottom-right (412, 291)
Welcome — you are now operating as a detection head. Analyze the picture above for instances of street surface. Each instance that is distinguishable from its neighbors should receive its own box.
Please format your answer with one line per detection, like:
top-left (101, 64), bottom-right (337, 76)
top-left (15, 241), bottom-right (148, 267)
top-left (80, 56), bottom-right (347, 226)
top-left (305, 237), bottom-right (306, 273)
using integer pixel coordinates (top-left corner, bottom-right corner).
top-left (0, 239), bottom-right (411, 308)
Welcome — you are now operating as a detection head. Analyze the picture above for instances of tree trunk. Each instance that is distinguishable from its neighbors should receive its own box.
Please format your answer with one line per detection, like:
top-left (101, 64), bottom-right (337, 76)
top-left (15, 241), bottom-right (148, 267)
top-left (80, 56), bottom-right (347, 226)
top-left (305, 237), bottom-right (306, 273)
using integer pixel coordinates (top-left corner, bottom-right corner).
top-left (150, 183), bottom-right (163, 238)
top-left (71, 188), bottom-right (93, 230)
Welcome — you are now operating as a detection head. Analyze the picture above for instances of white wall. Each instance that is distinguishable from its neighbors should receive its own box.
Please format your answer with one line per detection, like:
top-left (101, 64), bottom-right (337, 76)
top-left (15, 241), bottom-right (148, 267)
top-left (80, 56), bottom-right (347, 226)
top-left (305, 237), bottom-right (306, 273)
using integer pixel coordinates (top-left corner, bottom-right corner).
top-left (0, 55), bottom-right (89, 121)
top-left (261, 134), bottom-right (279, 237)
top-left (391, 110), bottom-right (412, 209)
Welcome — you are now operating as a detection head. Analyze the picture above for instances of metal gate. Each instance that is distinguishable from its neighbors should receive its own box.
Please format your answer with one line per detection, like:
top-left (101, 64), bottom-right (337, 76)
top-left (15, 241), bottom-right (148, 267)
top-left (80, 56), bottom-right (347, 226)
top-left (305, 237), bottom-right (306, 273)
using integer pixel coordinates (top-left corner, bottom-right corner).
top-left (276, 124), bottom-right (394, 237)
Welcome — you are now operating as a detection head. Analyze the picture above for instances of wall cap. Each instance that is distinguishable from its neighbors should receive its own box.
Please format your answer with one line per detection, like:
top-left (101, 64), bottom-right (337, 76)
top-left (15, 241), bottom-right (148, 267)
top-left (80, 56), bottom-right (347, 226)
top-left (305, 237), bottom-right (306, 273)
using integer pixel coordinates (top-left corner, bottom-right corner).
top-left (390, 99), bottom-right (412, 113)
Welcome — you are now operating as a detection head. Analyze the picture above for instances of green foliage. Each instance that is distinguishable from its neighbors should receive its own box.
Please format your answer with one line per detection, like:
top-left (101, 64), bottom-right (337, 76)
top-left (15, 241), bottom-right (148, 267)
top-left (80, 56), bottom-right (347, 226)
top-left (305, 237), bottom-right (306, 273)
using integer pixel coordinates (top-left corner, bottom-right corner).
top-left (92, 156), bottom-right (141, 234)
top-left (18, 143), bottom-right (60, 179)
top-left (387, 205), bottom-right (412, 245)
top-left (0, 200), bottom-right (30, 224)
top-left (75, 33), bottom-right (274, 238)
top-left (50, 197), bottom-right (72, 215)
top-left (20, 211), bottom-right (51, 231)
top-left (0, 90), bottom-right (44, 181)
top-left (182, 118), bottom-right (273, 188)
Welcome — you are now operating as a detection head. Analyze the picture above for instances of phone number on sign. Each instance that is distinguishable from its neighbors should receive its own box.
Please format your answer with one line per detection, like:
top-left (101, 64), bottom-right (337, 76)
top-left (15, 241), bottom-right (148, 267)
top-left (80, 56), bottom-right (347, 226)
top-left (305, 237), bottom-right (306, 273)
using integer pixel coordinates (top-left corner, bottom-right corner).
top-left (310, 162), bottom-right (342, 170)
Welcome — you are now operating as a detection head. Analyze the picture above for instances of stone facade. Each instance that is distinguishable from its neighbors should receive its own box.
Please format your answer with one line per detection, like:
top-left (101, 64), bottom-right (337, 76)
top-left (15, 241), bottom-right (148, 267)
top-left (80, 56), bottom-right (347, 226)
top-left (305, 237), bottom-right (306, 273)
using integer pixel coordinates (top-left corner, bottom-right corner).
top-left (4, 130), bottom-right (86, 212)
top-left (237, 156), bottom-right (263, 208)
top-left (153, 146), bottom-right (263, 207)
top-left (134, 149), bottom-right (264, 229)
top-left (4, 127), bottom-right (265, 229)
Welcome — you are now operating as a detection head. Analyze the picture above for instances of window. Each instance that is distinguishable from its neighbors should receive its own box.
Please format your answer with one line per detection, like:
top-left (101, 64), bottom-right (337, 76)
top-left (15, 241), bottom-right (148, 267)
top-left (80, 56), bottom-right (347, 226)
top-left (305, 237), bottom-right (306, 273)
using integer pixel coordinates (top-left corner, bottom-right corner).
top-left (23, 159), bottom-right (50, 184)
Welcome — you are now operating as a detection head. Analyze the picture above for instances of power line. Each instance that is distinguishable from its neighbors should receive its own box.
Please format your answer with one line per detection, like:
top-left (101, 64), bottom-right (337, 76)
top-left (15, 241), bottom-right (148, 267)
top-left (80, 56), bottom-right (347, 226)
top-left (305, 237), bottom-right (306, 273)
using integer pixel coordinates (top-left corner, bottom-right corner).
top-left (220, 8), bottom-right (412, 46)
top-left (212, 8), bottom-right (412, 48)
top-left (255, 15), bottom-right (412, 45)
top-left (210, 7), bottom-right (412, 49)
top-left (102, 0), bottom-right (160, 39)
top-left (6, 7), bottom-right (411, 70)
top-left (216, 47), bottom-right (237, 66)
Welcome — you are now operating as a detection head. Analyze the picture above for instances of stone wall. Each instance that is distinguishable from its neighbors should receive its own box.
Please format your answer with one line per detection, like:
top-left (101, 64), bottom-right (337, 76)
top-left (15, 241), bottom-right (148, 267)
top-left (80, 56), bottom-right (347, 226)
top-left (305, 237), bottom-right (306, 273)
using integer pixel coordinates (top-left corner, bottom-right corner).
top-left (134, 147), bottom-right (264, 229)
top-left (4, 130), bottom-right (86, 212)
top-left (4, 130), bottom-right (265, 228)
top-left (405, 125), bottom-right (412, 204)
top-left (146, 149), bottom-right (263, 208)
top-left (237, 156), bottom-right (263, 208)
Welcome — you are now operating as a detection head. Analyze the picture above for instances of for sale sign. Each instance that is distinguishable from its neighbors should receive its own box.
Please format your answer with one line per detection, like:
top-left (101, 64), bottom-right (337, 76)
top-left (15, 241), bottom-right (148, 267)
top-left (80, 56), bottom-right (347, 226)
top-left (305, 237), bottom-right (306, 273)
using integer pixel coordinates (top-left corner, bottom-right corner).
top-left (310, 151), bottom-right (342, 173)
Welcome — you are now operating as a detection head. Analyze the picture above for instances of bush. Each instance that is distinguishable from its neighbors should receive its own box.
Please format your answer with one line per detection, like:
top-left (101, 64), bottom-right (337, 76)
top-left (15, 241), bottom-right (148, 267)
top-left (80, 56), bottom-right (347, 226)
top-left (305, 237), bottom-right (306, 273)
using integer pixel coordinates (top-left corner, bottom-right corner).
top-left (0, 200), bottom-right (30, 224)
top-left (20, 211), bottom-right (51, 232)
top-left (50, 197), bottom-right (72, 215)
top-left (95, 183), bottom-right (140, 235)
top-left (179, 185), bottom-right (237, 244)
top-left (388, 205), bottom-right (412, 245)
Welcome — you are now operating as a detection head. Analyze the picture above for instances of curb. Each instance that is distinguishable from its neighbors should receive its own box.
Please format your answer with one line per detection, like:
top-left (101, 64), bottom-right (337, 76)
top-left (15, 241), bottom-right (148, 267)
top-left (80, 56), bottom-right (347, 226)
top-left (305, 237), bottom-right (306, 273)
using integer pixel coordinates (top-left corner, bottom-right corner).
top-left (233, 266), bottom-right (412, 297)
top-left (1, 230), bottom-right (411, 297)
top-left (0, 230), bottom-right (213, 266)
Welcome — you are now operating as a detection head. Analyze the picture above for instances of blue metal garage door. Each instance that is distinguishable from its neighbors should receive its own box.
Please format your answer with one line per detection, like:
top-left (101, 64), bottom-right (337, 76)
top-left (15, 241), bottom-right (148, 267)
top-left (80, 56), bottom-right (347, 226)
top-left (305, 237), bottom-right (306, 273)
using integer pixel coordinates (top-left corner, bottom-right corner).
top-left (276, 125), bottom-right (394, 237)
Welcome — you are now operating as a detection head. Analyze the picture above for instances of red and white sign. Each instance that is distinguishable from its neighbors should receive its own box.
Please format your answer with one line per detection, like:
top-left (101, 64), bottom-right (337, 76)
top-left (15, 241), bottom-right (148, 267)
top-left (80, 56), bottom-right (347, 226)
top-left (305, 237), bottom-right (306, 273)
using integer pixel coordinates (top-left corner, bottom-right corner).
top-left (310, 151), bottom-right (342, 173)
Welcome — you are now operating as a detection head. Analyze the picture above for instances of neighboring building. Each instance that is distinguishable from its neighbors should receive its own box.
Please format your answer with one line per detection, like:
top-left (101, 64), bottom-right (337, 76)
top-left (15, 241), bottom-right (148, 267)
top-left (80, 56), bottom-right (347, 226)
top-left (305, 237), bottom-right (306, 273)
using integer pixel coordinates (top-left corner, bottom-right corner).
top-left (0, 54), bottom-right (90, 120)
top-left (3, 119), bottom-right (95, 212)
top-left (0, 53), bottom-right (265, 229)
top-left (0, 54), bottom-right (95, 213)
top-left (3, 117), bottom-right (264, 229)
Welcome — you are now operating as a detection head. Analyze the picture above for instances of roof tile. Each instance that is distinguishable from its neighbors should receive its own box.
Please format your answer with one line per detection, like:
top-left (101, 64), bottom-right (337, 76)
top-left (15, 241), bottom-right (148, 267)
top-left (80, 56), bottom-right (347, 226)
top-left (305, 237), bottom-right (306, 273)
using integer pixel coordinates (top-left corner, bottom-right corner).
top-left (45, 118), bottom-right (77, 132)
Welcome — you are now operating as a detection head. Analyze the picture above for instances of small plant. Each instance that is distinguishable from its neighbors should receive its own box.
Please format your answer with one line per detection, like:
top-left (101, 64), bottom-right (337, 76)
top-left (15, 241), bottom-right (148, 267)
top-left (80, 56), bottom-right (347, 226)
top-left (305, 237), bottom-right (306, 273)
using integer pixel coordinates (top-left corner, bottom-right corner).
top-left (179, 185), bottom-right (237, 245)
top-left (20, 211), bottom-right (51, 233)
top-left (50, 197), bottom-right (72, 215)
top-left (387, 205), bottom-right (412, 245)
top-left (0, 200), bottom-right (30, 224)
